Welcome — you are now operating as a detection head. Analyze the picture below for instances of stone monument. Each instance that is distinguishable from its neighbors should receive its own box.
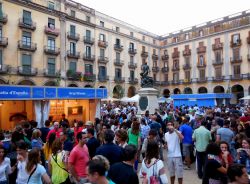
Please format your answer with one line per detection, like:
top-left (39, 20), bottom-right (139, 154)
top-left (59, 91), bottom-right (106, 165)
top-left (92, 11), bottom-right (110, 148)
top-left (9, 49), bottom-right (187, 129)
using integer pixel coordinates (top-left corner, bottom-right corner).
top-left (137, 62), bottom-right (159, 115)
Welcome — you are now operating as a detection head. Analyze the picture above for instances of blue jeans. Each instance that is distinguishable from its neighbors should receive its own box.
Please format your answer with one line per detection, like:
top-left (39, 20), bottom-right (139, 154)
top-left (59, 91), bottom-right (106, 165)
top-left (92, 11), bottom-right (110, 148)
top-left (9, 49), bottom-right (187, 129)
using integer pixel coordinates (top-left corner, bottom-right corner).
top-left (196, 151), bottom-right (206, 179)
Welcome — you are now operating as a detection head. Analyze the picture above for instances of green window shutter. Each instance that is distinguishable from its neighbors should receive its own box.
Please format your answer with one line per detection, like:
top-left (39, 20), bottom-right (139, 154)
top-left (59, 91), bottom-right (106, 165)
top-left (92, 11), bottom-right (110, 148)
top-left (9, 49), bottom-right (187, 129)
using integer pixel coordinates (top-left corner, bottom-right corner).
top-left (23, 10), bottom-right (32, 25)
top-left (69, 62), bottom-right (76, 72)
top-left (70, 25), bottom-right (75, 35)
top-left (48, 58), bottom-right (55, 74)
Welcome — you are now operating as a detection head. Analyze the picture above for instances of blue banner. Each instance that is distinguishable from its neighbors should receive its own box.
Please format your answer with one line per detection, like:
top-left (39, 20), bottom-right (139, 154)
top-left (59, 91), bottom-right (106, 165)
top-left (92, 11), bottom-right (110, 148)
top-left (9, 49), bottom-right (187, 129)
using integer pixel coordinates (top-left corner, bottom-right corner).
top-left (0, 85), bottom-right (107, 100)
top-left (0, 86), bottom-right (30, 99)
top-left (171, 93), bottom-right (232, 99)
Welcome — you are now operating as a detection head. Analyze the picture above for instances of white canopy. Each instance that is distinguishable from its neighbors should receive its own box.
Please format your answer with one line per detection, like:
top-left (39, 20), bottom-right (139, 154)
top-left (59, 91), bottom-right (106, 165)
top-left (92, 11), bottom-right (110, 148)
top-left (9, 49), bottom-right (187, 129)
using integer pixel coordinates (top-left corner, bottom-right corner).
top-left (128, 94), bottom-right (140, 102)
top-left (101, 96), bottom-right (120, 102)
top-left (120, 97), bottom-right (130, 102)
top-left (240, 96), bottom-right (250, 100)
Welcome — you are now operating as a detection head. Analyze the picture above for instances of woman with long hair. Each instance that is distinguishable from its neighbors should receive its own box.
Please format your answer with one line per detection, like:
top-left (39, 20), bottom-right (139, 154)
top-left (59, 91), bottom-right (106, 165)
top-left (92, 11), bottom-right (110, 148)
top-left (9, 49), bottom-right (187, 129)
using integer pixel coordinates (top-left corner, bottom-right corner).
top-left (48, 139), bottom-right (69, 184)
top-left (203, 143), bottom-right (228, 184)
top-left (26, 148), bottom-right (51, 184)
top-left (43, 132), bottom-right (56, 161)
top-left (140, 140), bottom-right (168, 184)
top-left (237, 138), bottom-right (250, 166)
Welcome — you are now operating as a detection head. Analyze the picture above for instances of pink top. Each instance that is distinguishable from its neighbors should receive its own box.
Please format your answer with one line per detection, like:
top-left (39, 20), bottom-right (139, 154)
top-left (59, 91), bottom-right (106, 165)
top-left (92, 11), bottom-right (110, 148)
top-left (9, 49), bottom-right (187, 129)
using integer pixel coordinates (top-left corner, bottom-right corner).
top-left (46, 128), bottom-right (62, 140)
top-left (69, 144), bottom-right (89, 177)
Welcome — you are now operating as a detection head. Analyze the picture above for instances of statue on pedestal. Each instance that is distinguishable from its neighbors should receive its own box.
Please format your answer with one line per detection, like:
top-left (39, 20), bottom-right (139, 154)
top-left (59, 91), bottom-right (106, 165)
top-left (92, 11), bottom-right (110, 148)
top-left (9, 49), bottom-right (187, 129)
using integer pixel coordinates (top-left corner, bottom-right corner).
top-left (140, 62), bottom-right (154, 88)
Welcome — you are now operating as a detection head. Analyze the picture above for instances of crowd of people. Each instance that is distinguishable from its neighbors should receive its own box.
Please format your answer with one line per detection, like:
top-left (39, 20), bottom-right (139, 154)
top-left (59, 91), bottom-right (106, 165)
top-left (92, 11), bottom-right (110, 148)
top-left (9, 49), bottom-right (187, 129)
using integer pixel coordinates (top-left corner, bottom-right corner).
top-left (0, 102), bottom-right (249, 184)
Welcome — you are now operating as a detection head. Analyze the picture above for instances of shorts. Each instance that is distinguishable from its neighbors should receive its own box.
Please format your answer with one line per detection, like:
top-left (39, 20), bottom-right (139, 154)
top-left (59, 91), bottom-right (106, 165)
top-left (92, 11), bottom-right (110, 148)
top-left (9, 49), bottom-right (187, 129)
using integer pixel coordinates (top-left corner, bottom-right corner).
top-left (167, 157), bottom-right (183, 178)
top-left (182, 144), bottom-right (192, 157)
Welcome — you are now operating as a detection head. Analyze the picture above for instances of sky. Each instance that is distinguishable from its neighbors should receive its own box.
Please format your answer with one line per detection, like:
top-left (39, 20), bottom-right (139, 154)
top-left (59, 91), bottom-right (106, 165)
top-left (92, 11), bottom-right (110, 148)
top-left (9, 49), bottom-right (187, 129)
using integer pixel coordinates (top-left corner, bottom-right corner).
top-left (74, 0), bottom-right (250, 36)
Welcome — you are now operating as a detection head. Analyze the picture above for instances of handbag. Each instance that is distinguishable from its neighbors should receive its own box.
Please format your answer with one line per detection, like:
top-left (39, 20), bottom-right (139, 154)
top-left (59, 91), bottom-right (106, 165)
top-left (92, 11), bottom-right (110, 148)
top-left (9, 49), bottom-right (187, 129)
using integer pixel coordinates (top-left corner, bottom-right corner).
top-left (149, 160), bottom-right (162, 184)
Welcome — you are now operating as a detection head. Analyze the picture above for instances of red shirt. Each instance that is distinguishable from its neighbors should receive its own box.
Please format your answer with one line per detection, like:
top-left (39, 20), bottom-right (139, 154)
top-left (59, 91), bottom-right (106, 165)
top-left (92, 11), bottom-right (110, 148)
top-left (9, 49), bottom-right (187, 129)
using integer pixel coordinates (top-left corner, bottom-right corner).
top-left (46, 128), bottom-right (62, 140)
top-left (69, 144), bottom-right (89, 177)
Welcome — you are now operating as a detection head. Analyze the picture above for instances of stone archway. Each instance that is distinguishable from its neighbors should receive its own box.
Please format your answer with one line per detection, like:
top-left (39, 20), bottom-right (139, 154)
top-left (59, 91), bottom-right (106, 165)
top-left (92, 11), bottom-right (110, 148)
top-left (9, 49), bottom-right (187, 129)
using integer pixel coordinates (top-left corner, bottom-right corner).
top-left (184, 87), bottom-right (193, 94)
top-left (173, 88), bottom-right (181, 94)
top-left (18, 80), bottom-right (35, 86)
top-left (214, 86), bottom-right (225, 106)
top-left (198, 87), bottom-right (208, 94)
top-left (113, 85), bottom-right (124, 98)
top-left (68, 83), bottom-right (78, 87)
top-left (84, 85), bottom-right (92, 88)
top-left (127, 86), bottom-right (136, 98)
top-left (163, 89), bottom-right (170, 98)
top-left (231, 84), bottom-right (244, 104)
top-left (214, 86), bottom-right (224, 93)
top-left (44, 81), bottom-right (57, 86)
top-left (0, 79), bottom-right (6, 84)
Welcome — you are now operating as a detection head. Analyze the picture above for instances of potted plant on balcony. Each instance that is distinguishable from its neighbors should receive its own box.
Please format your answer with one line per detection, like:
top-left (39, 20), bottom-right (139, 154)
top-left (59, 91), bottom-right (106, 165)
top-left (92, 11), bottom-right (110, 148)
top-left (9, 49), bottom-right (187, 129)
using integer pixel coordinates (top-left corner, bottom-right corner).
top-left (84, 72), bottom-right (93, 81)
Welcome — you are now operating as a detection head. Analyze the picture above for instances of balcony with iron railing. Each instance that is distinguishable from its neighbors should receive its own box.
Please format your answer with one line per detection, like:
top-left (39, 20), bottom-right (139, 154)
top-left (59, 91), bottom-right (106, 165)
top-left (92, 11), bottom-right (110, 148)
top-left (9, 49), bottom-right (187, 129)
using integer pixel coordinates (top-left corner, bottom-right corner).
top-left (230, 40), bottom-right (242, 47)
top-left (98, 40), bottom-right (108, 48)
top-left (128, 77), bottom-right (138, 84)
top-left (161, 66), bottom-right (169, 72)
top-left (183, 64), bottom-right (191, 70)
top-left (212, 43), bottom-right (223, 50)
top-left (0, 64), bottom-right (9, 74)
top-left (183, 78), bottom-right (191, 84)
top-left (141, 51), bottom-right (148, 58)
top-left (160, 81), bottom-right (170, 86)
top-left (98, 75), bottom-right (109, 82)
top-left (83, 53), bottom-right (95, 62)
top-left (44, 26), bottom-right (60, 36)
top-left (18, 18), bottom-right (36, 31)
top-left (114, 59), bottom-right (124, 66)
top-left (66, 70), bottom-right (82, 81)
top-left (83, 36), bottom-right (95, 45)
top-left (128, 48), bottom-right (137, 55)
top-left (212, 76), bottom-right (225, 82)
top-left (230, 74), bottom-right (243, 80)
top-left (114, 77), bottom-right (125, 83)
top-left (171, 80), bottom-right (180, 85)
top-left (197, 77), bottom-right (207, 83)
top-left (212, 59), bottom-right (224, 66)
top-left (197, 63), bottom-right (207, 68)
top-left (67, 50), bottom-right (80, 59)
top-left (44, 69), bottom-right (60, 78)
top-left (152, 54), bottom-right (159, 60)
top-left (230, 56), bottom-right (242, 64)
top-left (18, 41), bottom-right (37, 52)
top-left (114, 44), bottom-right (123, 52)
top-left (0, 37), bottom-right (8, 47)
top-left (83, 73), bottom-right (96, 82)
top-left (0, 13), bottom-right (8, 24)
top-left (18, 66), bottom-right (38, 76)
top-left (161, 54), bottom-right (169, 61)
top-left (98, 56), bottom-right (109, 64)
top-left (152, 66), bottom-right (160, 72)
top-left (67, 32), bottom-right (80, 41)
top-left (44, 46), bottom-right (60, 55)
top-left (128, 62), bottom-right (137, 69)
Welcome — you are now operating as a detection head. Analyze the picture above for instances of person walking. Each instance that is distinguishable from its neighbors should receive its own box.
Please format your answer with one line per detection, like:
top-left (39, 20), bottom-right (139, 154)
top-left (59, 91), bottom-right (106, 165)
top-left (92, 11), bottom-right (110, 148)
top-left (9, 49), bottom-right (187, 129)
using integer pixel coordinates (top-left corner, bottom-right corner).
top-left (192, 120), bottom-right (212, 179)
top-left (164, 122), bottom-right (184, 184)
top-left (68, 132), bottom-right (89, 183)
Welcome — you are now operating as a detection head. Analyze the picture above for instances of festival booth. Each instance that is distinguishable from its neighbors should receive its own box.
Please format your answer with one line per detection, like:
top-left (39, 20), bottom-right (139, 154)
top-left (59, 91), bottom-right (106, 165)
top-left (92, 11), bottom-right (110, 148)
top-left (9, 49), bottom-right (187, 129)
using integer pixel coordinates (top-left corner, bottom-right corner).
top-left (171, 93), bottom-right (232, 107)
top-left (0, 85), bottom-right (107, 130)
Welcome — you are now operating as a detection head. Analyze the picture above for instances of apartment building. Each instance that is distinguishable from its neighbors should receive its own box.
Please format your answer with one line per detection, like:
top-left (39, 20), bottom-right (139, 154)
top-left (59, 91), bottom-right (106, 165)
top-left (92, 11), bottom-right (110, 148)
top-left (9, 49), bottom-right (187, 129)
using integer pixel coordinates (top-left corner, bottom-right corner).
top-left (0, 0), bottom-right (249, 103)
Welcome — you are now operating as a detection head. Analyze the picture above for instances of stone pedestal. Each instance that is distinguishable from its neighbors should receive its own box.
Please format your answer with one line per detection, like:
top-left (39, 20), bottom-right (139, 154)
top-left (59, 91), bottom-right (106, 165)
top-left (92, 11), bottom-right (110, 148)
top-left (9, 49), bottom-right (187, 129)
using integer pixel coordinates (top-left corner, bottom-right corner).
top-left (137, 88), bottom-right (159, 115)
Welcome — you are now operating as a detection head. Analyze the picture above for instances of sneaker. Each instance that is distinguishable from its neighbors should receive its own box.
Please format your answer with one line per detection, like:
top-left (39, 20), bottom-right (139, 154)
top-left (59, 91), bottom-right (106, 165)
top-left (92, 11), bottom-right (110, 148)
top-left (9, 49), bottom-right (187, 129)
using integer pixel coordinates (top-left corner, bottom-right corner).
top-left (184, 166), bottom-right (191, 170)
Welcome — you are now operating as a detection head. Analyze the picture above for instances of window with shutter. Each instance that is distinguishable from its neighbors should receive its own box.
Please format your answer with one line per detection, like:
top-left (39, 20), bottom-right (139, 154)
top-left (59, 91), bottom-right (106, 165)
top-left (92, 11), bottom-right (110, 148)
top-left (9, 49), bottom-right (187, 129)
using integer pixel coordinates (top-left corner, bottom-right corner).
top-left (199, 69), bottom-right (205, 80)
top-left (85, 64), bottom-right (93, 74)
top-left (48, 18), bottom-right (55, 29)
top-left (48, 37), bottom-right (55, 50)
top-left (86, 46), bottom-right (91, 57)
top-left (48, 58), bottom-right (55, 75)
top-left (233, 65), bottom-right (240, 75)
top-left (215, 67), bottom-right (222, 78)
top-left (22, 32), bottom-right (31, 46)
top-left (69, 62), bottom-right (76, 72)
top-left (130, 70), bottom-right (134, 80)
top-left (22, 54), bottom-right (31, 73)
top-left (23, 10), bottom-right (32, 25)
top-left (70, 25), bottom-right (75, 35)
top-left (86, 30), bottom-right (91, 39)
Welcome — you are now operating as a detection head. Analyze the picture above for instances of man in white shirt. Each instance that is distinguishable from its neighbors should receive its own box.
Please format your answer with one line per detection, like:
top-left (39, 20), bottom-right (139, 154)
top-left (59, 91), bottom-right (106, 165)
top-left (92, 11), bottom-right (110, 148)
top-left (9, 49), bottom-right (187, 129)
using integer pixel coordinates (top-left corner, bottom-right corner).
top-left (164, 122), bottom-right (184, 184)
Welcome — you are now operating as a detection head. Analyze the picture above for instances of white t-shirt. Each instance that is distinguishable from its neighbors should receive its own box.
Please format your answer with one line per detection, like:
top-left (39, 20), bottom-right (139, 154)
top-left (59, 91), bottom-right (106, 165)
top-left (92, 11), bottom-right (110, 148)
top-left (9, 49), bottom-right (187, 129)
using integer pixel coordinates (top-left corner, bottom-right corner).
top-left (16, 160), bottom-right (29, 184)
top-left (28, 164), bottom-right (46, 184)
top-left (165, 131), bottom-right (182, 157)
top-left (140, 159), bottom-right (166, 182)
top-left (0, 157), bottom-right (11, 181)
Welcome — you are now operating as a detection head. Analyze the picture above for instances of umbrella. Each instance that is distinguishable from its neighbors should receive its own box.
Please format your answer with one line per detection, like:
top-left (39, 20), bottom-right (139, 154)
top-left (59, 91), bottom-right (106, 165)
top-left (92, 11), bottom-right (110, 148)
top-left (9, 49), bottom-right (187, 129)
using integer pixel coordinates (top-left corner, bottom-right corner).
top-left (240, 96), bottom-right (250, 100)
top-left (101, 96), bottom-right (120, 102)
